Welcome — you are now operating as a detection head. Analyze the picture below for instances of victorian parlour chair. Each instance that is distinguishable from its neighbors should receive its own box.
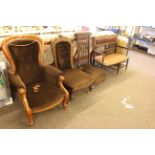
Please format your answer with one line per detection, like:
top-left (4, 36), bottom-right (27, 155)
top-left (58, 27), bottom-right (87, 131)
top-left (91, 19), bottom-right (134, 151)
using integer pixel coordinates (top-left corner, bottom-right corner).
top-left (92, 35), bottom-right (129, 74)
top-left (75, 32), bottom-right (106, 85)
top-left (51, 36), bottom-right (94, 100)
top-left (2, 35), bottom-right (69, 126)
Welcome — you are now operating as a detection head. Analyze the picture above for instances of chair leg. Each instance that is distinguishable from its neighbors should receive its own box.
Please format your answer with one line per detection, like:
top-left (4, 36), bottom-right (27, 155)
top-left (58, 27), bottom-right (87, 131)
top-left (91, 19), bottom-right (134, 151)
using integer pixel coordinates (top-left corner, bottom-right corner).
top-left (63, 103), bottom-right (67, 110)
top-left (87, 85), bottom-right (93, 94)
top-left (18, 89), bottom-right (34, 126)
top-left (102, 64), bottom-right (104, 69)
top-left (125, 59), bottom-right (129, 71)
top-left (93, 59), bottom-right (95, 65)
top-left (69, 90), bottom-right (73, 101)
top-left (62, 89), bottom-right (70, 110)
top-left (90, 53), bottom-right (93, 64)
top-left (104, 66), bottom-right (107, 71)
top-left (92, 52), bottom-right (95, 65)
top-left (27, 111), bottom-right (33, 126)
top-left (62, 97), bottom-right (68, 110)
top-left (117, 64), bottom-right (120, 74)
top-left (24, 103), bottom-right (33, 126)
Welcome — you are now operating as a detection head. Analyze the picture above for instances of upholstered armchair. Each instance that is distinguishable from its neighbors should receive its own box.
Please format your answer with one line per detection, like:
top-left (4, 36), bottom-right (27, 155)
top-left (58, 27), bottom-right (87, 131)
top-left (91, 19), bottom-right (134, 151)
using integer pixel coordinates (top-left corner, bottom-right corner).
top-left (2, 35), bottom-right (69, 126)
top-left (51, 36), bottom-right (94, 100)
top-left (75, 32), bottom-right (106, 84)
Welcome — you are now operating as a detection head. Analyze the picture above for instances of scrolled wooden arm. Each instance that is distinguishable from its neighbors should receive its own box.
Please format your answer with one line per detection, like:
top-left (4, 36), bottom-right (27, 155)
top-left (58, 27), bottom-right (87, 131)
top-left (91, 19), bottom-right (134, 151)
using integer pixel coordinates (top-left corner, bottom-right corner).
top-left (91, 50), bottom-right (106, 64)
top-left (18, 88), bottom-right (33, 126)
top-left (92, 50), bottom-right (105, 55)
top-left (117, 45), bottom-right (129, 50)
top-left (58, 75), bottom-right (69, 109)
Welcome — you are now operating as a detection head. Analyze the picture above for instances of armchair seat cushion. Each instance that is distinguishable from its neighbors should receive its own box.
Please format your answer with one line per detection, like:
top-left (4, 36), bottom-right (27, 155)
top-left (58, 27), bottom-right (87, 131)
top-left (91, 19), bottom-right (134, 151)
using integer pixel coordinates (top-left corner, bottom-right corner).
top-left (82, 64), bottom-right (106, 84)
top-left (63, 69), bottom-right (94, 91)
top-left (26, 82), bottom-right (64, 109)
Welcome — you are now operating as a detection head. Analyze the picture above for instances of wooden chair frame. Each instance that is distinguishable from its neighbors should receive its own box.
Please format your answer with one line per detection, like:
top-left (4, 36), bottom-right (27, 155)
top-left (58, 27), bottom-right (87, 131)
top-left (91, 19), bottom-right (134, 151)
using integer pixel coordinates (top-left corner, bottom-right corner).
top-left (74, 32), bottom-right (92, 67)
top-left (92, 36), bottom-right (129, 74)
top-left (51, 36), bottom-right (94, 100)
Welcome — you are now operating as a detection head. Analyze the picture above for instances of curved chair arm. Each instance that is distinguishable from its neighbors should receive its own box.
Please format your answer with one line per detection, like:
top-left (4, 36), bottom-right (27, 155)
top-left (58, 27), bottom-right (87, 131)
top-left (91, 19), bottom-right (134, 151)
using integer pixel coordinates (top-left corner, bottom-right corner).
top-left (8, 74), bottom-right (26, 89)
top-left (91, 50), bottom-right (106, 64)
top-left (92, 50), bottom-right (104, 55)
top-left (58, 75), bottom-right (69, 109)
top-left (117, 45), bottom-right (129, 50)
top-left (42, 65), bottom-right (63, 86)
top-left (17, 88), bottom-right (33, 126)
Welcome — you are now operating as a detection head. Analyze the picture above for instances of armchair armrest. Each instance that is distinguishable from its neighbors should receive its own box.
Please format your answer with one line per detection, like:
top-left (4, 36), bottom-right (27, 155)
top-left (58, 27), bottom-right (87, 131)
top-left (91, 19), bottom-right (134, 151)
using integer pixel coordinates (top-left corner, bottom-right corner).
top-left (92, 50), bottom-right (106, 58)
top-left (8, 74), bottom-right (26, 90)
top-left (92, 50), bottom-right (105, 55)
top-left (42, 65), bottom-right (63, 86)
top-left (117, 45), bottom-right (129, 50)
top-left (91, 50), bottom-right (106, 64)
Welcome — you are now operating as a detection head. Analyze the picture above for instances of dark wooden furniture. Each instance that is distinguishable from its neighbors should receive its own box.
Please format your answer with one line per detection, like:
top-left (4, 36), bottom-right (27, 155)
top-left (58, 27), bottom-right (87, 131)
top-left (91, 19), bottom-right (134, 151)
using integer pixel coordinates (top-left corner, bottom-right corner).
top-left (92, 36), bottom-right (129, 74)
top-left (51, 36), bottom-right (94, 100)
top-left (2, 35), bottom-right (69, 126)
top-left (75, 32), bottom-right (106, 84)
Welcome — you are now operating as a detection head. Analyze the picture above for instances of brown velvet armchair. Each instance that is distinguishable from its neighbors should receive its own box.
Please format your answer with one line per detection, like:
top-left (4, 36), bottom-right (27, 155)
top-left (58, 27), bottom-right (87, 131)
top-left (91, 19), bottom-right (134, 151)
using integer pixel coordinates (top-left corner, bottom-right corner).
top-left (75, 32), bottom-right (106, 84)
top-left (51, 36), bottom-right (94, 100)
top-left (2, 35), bottom-right (69, 126)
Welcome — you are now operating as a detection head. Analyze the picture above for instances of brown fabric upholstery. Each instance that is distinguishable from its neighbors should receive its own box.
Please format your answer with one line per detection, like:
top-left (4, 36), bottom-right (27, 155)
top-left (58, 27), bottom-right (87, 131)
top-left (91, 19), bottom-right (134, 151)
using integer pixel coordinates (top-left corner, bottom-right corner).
top-left (55, 41), bottom-right (71, 70)
top-left (8, 73), bottom-right (26, 89)
top-left (43, 65), bottom-right (63, 87)
top-left (2, 35), bottom-right (67, 112)
top-left (26, 82), bottom-right (64, 108)
top-left (8, 40), bottom-right (43, 86)
top-left (82, 64), bottom-right (106, 84)
top-left (63, 69), bottom-right (94, 91)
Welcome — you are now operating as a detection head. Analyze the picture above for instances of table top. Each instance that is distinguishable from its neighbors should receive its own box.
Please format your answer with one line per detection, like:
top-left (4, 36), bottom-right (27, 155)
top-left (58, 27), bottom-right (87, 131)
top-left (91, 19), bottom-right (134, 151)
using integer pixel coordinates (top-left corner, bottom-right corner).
top-left (95, 53), bottom-right (128, 66)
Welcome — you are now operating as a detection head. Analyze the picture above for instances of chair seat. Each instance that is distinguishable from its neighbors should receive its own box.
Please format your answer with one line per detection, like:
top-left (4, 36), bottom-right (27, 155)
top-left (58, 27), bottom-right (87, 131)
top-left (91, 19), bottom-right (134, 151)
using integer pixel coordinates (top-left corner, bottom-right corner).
top-left (26, 82), bottom-right (64, 112)
top-left (63, 69), bottom-right (94, 91)
top-left (82, 64), bottom-right (106, 84)
top-left (95, 53), bottom-right (128, 66)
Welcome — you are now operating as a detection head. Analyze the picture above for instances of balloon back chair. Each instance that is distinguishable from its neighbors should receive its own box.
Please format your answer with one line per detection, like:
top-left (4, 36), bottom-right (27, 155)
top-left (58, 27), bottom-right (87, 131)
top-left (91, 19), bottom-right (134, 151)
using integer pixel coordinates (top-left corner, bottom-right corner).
top-left (2, 35), bottom-right (69, 126)
top-left (51, 36), bottom-right (94, 100)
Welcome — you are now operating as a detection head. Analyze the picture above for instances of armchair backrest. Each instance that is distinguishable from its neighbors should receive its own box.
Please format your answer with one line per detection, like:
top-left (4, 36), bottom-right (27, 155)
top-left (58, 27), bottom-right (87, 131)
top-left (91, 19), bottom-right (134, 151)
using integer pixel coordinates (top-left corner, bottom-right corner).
top-left (52, 37), bottom-right (74, 70)
top-left (75, 32), bottom-right (91, 66)
top-left (93, 35), bottom-right (117, 55)
top-left (2, 35), bottom-right (44, 85)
